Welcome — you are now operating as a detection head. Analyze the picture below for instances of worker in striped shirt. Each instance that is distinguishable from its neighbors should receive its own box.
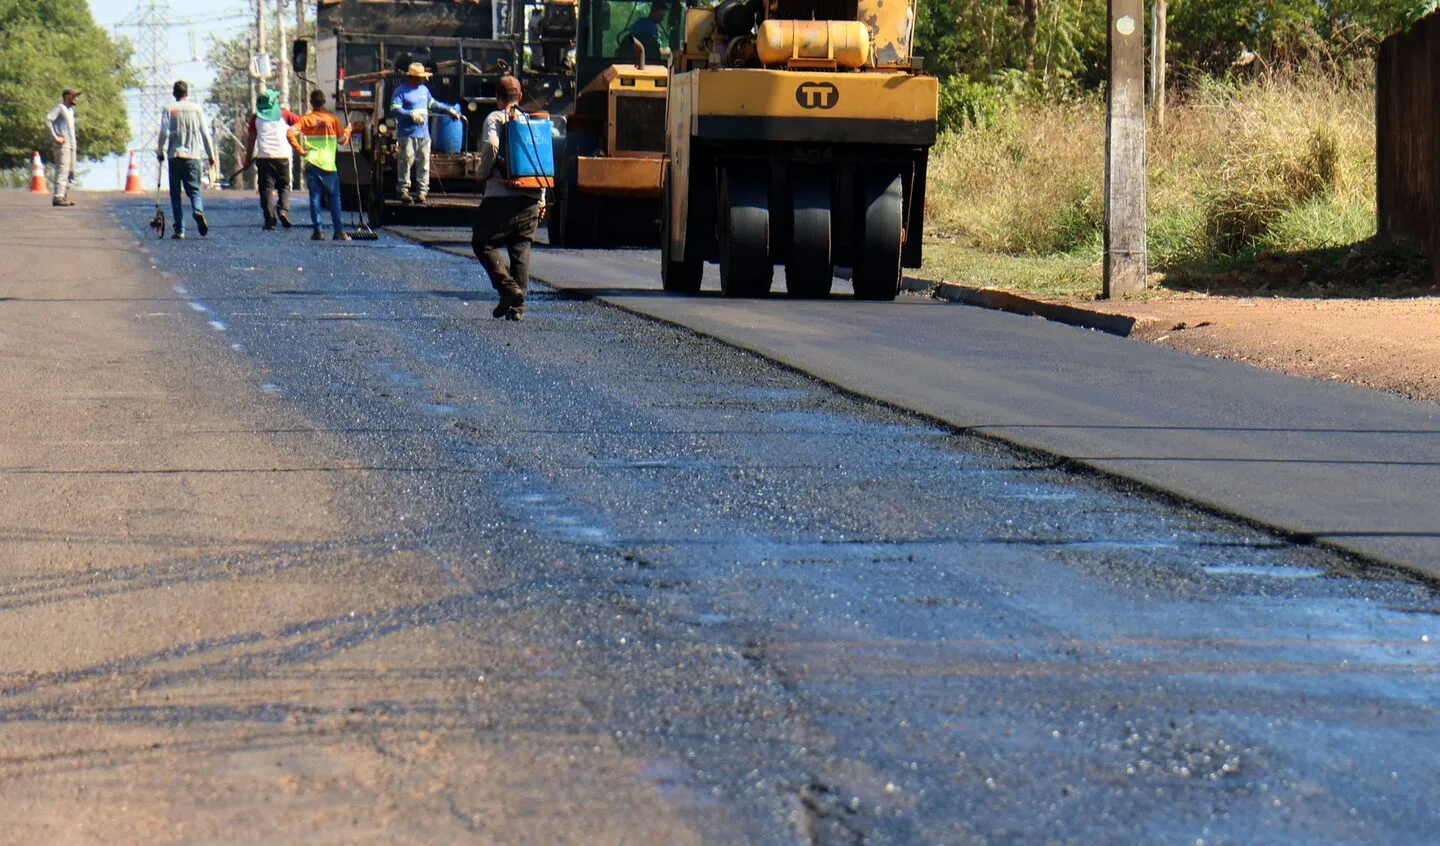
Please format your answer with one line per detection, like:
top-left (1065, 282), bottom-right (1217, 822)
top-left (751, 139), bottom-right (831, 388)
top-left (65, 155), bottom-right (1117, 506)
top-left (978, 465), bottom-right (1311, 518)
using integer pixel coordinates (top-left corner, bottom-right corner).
top-left (287, 90), bottom-right (353, 241)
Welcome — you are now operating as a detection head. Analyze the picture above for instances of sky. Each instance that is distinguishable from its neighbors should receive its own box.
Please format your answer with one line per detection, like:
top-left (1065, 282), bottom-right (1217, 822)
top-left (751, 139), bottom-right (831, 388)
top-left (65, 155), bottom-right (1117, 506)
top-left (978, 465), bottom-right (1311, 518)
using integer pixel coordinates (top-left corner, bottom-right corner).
top-left (83, 0), bottom-right (255, 188)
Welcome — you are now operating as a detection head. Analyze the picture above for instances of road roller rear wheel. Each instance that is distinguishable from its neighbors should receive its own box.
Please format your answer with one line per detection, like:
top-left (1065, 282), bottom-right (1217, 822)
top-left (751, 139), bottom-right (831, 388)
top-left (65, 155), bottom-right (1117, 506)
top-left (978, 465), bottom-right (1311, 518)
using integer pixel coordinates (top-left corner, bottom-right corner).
top-left (786, 167), bottom-right (834, 298)
top-left (718, 165), bottom-right (773, 298)
top-left (661, 166), bottom-right (704, 293)
top-left (853, 170), bottom-right (904, 302)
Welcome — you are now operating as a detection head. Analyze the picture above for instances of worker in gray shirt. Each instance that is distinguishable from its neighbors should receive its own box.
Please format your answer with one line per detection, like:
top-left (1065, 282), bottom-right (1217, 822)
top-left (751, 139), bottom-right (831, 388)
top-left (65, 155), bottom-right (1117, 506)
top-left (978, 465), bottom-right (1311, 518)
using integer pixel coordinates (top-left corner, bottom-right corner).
top-left (45, 89), bottom-right (80, 207)
top-left (156, 80), bottom-right (218, 239)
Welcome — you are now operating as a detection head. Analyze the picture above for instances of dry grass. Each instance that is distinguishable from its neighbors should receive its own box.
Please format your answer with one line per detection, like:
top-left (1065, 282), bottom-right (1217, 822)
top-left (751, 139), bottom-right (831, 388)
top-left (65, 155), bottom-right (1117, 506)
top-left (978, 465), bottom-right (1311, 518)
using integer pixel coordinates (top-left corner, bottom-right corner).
top-left (921, 76), bottom-right (1379, 297)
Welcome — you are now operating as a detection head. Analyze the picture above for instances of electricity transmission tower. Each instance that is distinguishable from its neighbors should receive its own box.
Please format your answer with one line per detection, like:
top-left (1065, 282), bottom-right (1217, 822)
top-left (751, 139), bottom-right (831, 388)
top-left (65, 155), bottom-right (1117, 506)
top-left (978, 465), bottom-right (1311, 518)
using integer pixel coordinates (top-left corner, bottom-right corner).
top-left (128, 0), bottom-right (174, 186)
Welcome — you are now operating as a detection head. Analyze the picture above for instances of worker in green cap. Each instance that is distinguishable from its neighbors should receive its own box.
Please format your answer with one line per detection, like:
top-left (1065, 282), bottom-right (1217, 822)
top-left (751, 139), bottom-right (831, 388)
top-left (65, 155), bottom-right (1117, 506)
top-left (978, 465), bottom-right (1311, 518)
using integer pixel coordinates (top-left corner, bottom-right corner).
top-left (244, 89), bottom-right (301, 230)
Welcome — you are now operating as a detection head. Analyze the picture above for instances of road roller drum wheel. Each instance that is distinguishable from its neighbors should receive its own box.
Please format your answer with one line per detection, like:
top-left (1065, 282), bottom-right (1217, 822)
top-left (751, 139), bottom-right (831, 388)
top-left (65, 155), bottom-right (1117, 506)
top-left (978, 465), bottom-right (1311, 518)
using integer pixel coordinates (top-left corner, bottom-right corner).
top-left (852, 170), bottom-right (904, 302)
top-left (661, 167), bottom-right (704, 294)
top-left (718, 166), bottom-right (773, 298)
top-left (786, 167), bottom-right (834, 298)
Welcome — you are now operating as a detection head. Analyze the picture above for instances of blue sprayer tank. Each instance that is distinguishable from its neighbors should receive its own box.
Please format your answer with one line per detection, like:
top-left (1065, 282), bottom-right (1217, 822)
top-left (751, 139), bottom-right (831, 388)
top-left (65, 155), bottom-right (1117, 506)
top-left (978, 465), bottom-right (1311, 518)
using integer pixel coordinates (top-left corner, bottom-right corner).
top-left (501, 111), bottom-right (555, 189)
top-left (431, 112), bottom-right (464, 154)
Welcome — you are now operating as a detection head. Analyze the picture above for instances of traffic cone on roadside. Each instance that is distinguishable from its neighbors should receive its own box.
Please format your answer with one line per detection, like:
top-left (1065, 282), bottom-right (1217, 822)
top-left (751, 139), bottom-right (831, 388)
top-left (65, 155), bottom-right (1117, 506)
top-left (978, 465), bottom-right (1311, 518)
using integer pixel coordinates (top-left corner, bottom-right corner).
top-left (29, 151), bottom-right (47, 194)
top-left (123, 151), bottom-right (144, 194)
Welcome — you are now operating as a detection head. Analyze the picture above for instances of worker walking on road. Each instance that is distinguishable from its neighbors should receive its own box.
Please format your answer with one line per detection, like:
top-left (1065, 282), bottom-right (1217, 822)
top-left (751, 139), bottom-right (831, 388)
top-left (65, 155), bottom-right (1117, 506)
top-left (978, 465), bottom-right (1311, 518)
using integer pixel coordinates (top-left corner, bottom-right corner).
top-left (46, 89), bottom-right (80, 207)
top-left (471, 75), bottom-right (545, 322)
top-left (156, 81), bottom-right (217, 240)
top-left (244, 89), bottom-right (300, 230)
top-left (288, 90), bottom-right (353, 242)
top-left (389, 62), bottom-right (459, 205)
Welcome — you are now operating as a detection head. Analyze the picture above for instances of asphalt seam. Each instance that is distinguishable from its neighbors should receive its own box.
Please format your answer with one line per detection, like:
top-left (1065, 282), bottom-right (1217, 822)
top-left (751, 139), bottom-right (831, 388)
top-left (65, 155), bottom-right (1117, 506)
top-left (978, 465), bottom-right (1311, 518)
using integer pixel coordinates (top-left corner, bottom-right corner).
top-left (900, 276), bottom-right (1161, 337)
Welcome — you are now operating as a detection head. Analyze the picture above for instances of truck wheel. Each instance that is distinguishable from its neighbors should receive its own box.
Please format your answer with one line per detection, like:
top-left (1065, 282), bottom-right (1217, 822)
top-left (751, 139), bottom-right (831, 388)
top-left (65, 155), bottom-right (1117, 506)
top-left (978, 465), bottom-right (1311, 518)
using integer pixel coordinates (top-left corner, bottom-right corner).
top-left (552, 183), bottom-right (594, 247)
top-left (548, 183), bottom-right (571, 246)
top-left (786, 167), bottom-right (834, 298)
top-left (853, 170), bottom-right (903, 302)
top-left (661, 166), bottom-right (703, 293)
top-left (368, 189), bottom-right (387, 226)
top-left (718, 165), bottom-right (772, 298)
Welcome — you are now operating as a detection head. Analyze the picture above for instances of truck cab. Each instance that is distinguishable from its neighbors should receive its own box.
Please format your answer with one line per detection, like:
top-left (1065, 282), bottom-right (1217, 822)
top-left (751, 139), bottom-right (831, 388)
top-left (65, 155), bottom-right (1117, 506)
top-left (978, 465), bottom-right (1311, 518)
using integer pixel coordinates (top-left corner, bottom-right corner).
top-left (311, 0), bottom-right (528, 221)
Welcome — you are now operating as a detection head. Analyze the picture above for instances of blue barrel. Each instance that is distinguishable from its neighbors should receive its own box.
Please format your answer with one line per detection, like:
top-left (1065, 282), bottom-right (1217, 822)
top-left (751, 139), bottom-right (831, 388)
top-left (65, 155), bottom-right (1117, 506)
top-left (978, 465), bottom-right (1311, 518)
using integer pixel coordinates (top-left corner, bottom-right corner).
top-left (431, 113), bottom-right (464, 154)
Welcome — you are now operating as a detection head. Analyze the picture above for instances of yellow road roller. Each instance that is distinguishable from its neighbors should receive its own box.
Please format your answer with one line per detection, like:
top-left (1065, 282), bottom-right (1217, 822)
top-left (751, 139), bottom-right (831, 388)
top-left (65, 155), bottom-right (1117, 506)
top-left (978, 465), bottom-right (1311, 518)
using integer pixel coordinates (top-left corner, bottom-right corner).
top-left (660, 0), bottom-right (938, 299)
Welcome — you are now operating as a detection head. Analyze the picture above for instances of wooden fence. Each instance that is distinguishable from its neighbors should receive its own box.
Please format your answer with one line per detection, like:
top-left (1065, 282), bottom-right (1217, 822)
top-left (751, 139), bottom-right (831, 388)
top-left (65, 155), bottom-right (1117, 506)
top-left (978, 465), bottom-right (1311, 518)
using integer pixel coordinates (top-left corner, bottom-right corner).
top-left (1377, 13), bottom-right (1440, 280)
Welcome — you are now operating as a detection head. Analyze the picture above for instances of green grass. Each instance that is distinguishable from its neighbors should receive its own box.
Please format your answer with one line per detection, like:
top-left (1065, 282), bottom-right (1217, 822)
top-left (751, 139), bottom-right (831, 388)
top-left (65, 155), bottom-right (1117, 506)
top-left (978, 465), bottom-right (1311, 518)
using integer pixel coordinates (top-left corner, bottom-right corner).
top-left (916, 240), bottom-right (1101, 300)
top-left (920, 75), bottom-right (1389, 300)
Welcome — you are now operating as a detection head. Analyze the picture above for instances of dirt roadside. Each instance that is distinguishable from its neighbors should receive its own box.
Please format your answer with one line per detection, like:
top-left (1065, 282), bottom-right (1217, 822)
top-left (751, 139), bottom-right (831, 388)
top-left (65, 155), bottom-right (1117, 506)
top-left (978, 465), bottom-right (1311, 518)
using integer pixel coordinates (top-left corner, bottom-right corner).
top-left (0, 194), bottom-right (714, 844)
top-left (1090, 293), bottom-right (1440, 405)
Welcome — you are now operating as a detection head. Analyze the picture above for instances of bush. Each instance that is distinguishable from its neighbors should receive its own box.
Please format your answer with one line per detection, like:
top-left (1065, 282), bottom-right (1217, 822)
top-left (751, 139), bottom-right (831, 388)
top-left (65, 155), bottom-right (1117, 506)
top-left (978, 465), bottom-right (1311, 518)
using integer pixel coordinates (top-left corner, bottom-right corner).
top-left (937, 76), bottom-right (1007, 132)
top-left (926, 74), bottom-right (1377, 268)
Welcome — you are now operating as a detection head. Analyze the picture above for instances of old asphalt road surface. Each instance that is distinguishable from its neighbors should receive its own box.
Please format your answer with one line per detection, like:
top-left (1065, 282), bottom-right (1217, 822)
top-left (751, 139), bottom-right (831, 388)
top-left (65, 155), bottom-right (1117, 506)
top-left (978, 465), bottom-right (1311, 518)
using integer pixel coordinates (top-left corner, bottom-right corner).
top-left (395, 224), bottom-right (1440, 581)
top-left (2, 192), bottom-right (1438, 843)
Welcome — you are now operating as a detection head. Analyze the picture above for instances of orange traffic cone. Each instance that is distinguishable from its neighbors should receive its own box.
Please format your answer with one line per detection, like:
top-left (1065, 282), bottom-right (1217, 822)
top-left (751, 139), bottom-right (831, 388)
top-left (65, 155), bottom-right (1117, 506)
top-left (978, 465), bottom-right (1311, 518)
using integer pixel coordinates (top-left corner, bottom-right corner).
top-left (123, 151), bottom-right (144, 194)
top-left (29, 150), bottom-right (47, 194)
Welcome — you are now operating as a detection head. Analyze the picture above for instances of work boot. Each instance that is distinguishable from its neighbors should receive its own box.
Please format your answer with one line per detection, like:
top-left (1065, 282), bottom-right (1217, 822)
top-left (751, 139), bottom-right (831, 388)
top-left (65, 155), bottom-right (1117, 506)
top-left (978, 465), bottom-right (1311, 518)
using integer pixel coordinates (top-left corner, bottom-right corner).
top-left (194, 212), bottom-right (209, 237)
top-left (398, 190), bottom-right (413, 205)
top-left (263, 218), bottom-right (277, 231)
top-left (310, 230), bottom-right (325, 241)
top-left (492, 291), bottom-right (525, 319)
top-left (414, 194), bottom-right (428, 205)
top-left (51, 197), bottom-right (74, 207)
top-left (505, 306), bottom-right (525, 322)
top-left (333, 231), bottom-right (352, 242)
top-left (277, 211), bottom-right (293, 228)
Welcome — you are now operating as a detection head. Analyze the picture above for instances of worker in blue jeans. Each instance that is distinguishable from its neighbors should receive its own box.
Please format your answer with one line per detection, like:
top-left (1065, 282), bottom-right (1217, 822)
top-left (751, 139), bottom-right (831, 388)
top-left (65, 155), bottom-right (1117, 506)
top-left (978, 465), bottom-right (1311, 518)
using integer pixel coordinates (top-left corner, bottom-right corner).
top-left (287, 90), bottom-right (352, 241)
top-left (156, 80), bottom-right (217, 239)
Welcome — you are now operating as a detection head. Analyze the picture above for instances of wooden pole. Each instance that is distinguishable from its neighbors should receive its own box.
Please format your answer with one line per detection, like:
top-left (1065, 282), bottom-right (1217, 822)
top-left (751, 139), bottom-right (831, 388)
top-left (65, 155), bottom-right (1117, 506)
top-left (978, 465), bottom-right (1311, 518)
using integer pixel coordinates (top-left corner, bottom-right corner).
top-left (1104, 0), bottom-right (1148, 299)
top-left (1151, 0), bottom-right (1167, 129)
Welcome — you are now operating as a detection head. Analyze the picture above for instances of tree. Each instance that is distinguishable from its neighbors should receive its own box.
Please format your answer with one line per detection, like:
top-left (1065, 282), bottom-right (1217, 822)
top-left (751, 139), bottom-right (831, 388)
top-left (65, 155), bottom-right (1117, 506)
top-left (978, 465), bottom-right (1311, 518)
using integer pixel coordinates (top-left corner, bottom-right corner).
top-left (1166, 0), bottom-right (1440, 77)
top-left (0, 0), bottom-right (134, 167)
top-left (207, 34), bottom-right (255, 181)
top-left (915, 0), bottom-right (1440, 98)
top-left (916, 0), bottom-right (1105, 91)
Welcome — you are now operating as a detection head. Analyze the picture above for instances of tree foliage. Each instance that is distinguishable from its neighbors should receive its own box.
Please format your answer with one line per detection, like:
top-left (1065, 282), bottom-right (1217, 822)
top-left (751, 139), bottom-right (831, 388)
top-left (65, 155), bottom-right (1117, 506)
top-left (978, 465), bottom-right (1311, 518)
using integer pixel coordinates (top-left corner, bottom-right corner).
top-left (207, 34), bottom-right (255, 174)
top-left (916, 0), bottom-right (1440, 93)
top-left (0, 0), bottom-right (134, 167)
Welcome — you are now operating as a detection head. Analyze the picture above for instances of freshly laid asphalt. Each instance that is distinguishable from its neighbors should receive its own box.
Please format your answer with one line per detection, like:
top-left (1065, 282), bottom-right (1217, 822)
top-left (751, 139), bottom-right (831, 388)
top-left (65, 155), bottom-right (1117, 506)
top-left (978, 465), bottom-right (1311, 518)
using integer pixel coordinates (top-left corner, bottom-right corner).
top-left (398, 227), bottom-right (1440, 581)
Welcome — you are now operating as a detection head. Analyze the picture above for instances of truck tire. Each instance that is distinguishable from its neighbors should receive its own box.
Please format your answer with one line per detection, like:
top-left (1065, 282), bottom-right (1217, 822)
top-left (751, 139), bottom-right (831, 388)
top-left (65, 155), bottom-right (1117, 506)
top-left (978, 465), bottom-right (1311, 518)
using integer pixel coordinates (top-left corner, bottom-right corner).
top-left (718, 165), bottom-right (772, 298)
top-left (852, 170), bottom-right (903, 301)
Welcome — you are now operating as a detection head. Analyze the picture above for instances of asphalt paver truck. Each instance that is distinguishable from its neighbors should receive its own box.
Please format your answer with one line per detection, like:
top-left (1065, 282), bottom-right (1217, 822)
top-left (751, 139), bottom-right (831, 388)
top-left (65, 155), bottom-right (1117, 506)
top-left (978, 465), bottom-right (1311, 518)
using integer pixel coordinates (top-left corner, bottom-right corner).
top-left (659, 0), bottom-right (938, 299)
top-left (305, 0), bottom-right (573, 222)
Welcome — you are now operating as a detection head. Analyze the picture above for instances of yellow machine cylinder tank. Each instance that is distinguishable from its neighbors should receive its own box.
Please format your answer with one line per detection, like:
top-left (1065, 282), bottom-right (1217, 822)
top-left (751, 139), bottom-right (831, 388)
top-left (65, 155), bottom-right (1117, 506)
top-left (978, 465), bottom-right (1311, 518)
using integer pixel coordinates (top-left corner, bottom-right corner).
top-left (756, 20), bottom-right (871, 69)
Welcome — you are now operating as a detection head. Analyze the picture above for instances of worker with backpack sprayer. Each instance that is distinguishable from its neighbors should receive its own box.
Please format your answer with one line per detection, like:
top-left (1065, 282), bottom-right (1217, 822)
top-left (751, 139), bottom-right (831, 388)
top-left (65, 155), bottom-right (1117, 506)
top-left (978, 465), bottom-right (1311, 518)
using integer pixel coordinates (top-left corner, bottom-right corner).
top-left (470, 75), bottom-right (552, 322)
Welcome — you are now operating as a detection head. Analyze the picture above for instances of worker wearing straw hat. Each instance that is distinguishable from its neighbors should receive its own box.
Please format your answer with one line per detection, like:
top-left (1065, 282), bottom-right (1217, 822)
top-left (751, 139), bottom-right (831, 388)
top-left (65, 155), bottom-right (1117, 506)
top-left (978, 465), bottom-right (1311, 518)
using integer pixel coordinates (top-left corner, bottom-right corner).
top-left (388, 62), bottom-right (459, 205)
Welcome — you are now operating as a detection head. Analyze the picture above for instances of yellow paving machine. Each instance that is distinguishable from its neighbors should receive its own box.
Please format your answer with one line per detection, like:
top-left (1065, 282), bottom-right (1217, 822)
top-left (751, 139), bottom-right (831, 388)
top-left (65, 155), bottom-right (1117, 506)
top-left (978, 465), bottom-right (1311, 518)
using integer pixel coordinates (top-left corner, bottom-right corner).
top-left (544, 0), bottom-right (687, 245)
top-left (660, 0), bottom-right (938, 299)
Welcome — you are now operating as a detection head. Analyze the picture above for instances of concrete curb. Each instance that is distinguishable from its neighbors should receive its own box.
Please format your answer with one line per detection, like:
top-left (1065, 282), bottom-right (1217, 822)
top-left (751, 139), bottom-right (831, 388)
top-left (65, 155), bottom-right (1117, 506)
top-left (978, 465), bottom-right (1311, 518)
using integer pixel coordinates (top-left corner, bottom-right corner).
top-left (902, 277), bottom-right (1164, 338)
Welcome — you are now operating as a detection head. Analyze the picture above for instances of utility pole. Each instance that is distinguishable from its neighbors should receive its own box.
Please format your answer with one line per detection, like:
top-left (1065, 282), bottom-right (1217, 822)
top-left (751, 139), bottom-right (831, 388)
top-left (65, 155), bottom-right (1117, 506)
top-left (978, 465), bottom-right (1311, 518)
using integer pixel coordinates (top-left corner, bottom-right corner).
top-left (276, 0), bottom-right (290, 109)
top-left (1150, 0), bottom-right (1167, 129)
top-left (296, 0), bottom-right (306, 107)
top-left (255, 0), bottom-right (268, 89)
top-left (248, 35), bottom-right (258, 113)
top-left (1104, 0), bottom-right (1147, 299)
